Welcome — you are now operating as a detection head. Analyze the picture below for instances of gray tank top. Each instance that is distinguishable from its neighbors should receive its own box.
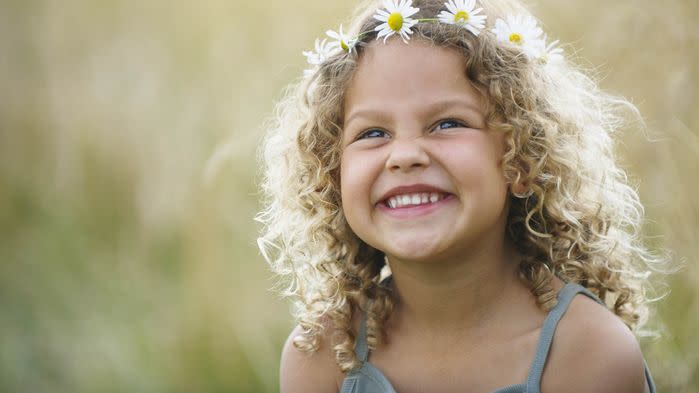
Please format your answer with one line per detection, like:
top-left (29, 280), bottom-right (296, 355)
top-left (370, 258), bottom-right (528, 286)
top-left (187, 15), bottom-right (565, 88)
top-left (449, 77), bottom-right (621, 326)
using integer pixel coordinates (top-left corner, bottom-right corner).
top-left (340, 280), bottom-right (657, 393)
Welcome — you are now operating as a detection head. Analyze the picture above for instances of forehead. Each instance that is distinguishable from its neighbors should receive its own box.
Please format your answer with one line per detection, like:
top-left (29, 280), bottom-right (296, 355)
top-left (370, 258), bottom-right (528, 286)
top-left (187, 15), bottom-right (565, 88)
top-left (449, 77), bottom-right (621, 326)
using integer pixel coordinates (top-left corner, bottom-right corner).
top-left (343, 38), bottom-right (484, 118)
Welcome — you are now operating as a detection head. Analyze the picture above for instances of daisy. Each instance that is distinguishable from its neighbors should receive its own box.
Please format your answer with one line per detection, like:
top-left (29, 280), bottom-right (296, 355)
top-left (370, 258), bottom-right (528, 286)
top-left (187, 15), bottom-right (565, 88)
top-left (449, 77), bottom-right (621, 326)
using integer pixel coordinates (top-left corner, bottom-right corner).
top-left (302, 38), bottom-right (333, 77)
top-left (303, 38), bottom-right (333, 66)
top-left (437, 0), bottom-right (487, 36)
top-left (535, 36), bottom-right (564, 64)
top-left (326, 24), bottom-right (357, 53)
top-left (373, 0), bottom-right (420, 44)
top-left (491, 14), bottom-right (544, 59)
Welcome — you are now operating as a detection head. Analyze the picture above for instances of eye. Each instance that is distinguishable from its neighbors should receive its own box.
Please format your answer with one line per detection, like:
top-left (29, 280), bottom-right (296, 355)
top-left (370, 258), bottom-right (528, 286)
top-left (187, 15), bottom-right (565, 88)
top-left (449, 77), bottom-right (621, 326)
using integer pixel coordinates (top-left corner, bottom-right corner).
top-left (433, 119), bottom-right (468, 131)
top-left (357, 128), bottom-right (388, 140)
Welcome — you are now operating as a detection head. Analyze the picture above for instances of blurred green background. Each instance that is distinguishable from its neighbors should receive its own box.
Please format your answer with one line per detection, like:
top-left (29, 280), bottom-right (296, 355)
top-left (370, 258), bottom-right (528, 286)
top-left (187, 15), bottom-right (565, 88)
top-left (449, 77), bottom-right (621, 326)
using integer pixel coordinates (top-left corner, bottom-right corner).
top-left (0, 0), bottom-right (696, 392)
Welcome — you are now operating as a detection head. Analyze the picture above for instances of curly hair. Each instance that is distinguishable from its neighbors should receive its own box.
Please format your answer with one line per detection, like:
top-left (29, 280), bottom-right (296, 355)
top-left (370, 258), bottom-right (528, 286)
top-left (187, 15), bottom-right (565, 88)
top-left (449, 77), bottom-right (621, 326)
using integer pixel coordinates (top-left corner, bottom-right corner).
top-left (257, 0), bottom-right (670, 372)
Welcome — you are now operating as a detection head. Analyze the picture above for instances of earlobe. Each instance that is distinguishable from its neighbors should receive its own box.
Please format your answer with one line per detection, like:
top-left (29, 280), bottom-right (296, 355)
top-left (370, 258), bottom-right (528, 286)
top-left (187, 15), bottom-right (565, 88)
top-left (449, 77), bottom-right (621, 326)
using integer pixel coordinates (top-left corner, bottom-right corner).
top-left (508, 162), bottom-right (533, 198)
top-left (510, 178), bottom-right (533, 198)
top-left (511, 186), bottom-right (533, 198)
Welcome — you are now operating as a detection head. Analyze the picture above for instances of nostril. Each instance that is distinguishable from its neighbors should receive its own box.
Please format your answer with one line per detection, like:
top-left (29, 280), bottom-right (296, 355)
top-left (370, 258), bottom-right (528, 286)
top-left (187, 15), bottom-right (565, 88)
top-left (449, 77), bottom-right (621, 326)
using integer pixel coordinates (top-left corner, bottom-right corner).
top-left (386, 154), bottom-right (431, 171)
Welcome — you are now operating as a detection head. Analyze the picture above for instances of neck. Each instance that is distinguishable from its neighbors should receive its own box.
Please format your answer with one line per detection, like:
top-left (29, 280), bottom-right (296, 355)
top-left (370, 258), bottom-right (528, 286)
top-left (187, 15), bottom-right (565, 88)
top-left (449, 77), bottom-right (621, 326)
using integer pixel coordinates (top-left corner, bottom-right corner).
top-left (385, 238), bottom-right (525, 341)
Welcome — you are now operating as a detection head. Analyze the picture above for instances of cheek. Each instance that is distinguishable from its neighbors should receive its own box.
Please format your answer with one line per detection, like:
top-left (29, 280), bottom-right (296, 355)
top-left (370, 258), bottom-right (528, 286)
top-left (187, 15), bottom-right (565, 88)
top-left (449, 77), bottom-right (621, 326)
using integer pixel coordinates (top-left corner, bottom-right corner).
top-left (340, 150), bottom-right (376, 191)
top-left (438, 141), bottom-right (508, 193)
top-left (339, 155), bottom-right (353, 199)
top-left (339, 151), bottom-right (383, 226)
top-left (339, 154), bottom-right (364, 217)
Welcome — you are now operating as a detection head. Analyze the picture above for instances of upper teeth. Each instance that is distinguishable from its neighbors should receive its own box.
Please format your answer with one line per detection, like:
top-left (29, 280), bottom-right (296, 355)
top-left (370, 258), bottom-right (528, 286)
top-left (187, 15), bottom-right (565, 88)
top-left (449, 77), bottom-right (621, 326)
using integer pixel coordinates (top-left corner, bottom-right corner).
top-left (386, 193), bottom-right (445, 208)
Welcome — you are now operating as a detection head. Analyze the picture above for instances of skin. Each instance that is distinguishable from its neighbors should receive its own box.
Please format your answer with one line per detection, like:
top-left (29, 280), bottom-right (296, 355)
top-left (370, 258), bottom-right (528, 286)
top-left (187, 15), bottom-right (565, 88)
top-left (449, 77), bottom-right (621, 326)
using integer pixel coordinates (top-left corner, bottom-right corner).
top-left (280, 37), bottom-right (650, 393)
top-left (340, 37), bottom-right (530, 337)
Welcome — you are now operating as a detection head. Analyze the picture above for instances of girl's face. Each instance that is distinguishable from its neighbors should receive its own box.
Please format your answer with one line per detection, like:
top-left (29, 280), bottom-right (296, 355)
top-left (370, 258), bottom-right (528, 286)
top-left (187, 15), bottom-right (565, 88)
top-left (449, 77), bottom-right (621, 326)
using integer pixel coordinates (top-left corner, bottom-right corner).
top-left (340, 38), bottom-right (512, 265)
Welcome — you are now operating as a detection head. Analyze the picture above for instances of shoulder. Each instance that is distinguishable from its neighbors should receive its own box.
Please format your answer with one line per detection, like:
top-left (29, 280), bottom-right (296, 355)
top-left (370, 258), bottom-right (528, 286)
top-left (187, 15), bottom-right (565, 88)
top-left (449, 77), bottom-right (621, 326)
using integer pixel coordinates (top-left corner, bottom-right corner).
top-left (541, 291), bottom-right (649, 393)
top-left (280, 312), bottom-right (363, 393)
top-left (280, 323), bottom-right (343, 393)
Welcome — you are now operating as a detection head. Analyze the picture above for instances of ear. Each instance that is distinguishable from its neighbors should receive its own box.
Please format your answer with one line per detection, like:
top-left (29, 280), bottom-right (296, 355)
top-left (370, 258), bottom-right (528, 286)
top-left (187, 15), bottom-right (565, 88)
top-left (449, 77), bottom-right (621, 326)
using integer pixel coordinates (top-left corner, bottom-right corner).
top-left (509, 169), bottom-right (532, 198)
top-left (510, 180), bottom-right (529, 195)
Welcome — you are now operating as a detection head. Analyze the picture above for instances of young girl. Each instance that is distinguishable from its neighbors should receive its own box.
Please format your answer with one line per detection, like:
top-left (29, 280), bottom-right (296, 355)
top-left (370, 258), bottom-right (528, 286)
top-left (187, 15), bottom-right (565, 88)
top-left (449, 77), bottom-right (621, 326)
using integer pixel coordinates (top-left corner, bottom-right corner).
top-left (257, 0), bottom-right (666, 391)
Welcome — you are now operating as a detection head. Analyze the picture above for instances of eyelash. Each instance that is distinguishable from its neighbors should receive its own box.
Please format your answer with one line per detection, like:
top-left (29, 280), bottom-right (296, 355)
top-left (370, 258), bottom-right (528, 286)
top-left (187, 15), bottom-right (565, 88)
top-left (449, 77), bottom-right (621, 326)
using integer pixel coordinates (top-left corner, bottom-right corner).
top-left (434, 119), bottom-right (468, 130)
top-left (357, 129), bottom-right (388, 139)
top-left (355, 119), bottom-right (468, 140)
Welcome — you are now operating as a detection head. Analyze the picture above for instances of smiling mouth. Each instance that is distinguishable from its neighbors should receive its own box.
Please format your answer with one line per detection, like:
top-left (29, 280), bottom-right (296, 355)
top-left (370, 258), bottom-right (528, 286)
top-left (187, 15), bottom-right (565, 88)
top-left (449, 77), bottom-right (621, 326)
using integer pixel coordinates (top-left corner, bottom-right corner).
top-left (383, 192), bottom-right (451, 209)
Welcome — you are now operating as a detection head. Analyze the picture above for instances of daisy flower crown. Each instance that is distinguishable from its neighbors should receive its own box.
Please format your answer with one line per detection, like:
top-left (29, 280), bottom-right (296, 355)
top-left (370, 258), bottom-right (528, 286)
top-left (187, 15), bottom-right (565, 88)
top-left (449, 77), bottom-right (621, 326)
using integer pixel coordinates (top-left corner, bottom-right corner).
top-left (303, 0), bottom-right (563, 75)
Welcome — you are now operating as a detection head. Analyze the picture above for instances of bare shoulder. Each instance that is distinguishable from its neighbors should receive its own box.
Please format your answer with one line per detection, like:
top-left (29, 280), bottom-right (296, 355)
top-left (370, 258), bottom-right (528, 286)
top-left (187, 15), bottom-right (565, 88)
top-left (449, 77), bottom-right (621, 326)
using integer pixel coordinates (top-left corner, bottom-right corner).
top-left (541, 292), bottom-right (649, 393)
top-left (280, 322), bottom-right (346, 393)
top-left (280, 310), bottom-right (364, 393)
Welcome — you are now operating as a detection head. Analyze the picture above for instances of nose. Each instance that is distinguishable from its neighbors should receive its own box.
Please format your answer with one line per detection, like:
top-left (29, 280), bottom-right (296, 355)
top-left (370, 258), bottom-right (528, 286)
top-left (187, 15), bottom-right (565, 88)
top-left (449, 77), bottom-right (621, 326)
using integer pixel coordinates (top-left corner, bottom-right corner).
top-left (385, 136), bottom-right (431, 172)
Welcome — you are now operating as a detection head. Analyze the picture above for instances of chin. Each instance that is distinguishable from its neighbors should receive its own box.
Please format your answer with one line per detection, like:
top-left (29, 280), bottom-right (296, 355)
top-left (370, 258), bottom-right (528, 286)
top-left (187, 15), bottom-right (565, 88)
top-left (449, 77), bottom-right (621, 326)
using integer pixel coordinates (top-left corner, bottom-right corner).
top-left (384, 240), bottom-right (446, 263)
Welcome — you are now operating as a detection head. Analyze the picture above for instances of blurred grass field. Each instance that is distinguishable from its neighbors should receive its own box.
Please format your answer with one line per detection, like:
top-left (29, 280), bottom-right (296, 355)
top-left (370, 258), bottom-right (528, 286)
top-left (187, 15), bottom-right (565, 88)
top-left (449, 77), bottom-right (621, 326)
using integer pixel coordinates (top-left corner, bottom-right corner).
top-left (0, 0), bottom-right (697, 392)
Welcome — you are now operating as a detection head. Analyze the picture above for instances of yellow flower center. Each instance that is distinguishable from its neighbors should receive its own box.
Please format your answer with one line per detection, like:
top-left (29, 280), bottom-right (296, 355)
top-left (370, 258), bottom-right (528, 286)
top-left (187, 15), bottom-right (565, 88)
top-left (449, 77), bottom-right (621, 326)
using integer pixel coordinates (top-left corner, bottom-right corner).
top-left (341, 40), bottom-right (349, 51)
top-left (454, 11), bottom-right (470, 23)
top-left (509, 33), bottom-right (523, 45)
top-left (387, 12), bottom-right (403, 31)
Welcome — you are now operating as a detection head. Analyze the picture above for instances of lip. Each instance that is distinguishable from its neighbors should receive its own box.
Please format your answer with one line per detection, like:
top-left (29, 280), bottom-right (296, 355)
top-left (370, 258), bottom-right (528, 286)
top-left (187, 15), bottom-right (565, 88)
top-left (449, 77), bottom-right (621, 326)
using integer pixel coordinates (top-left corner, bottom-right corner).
top-left (376, 183), bottom-right (452, 205)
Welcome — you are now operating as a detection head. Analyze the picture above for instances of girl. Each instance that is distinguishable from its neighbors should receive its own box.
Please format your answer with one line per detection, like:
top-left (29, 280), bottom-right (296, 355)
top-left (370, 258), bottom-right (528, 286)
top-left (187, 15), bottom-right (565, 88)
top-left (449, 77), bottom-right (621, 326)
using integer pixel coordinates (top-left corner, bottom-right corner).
top-left (257, 0), bottom-right (667, 391)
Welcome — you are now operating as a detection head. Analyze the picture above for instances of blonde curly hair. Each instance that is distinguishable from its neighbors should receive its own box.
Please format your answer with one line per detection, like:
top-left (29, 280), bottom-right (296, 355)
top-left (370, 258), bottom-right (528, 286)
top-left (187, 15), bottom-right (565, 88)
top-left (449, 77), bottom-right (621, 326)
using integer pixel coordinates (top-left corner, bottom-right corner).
top-left (257, 0), bottom-right (670, 372)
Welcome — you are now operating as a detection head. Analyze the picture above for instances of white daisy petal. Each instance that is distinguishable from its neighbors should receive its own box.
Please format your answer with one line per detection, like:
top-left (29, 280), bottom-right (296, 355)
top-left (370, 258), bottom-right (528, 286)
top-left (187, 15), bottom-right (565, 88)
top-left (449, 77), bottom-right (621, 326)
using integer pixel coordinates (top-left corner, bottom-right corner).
top-left (376, 26), bottom-right (394, 43)
top-left (376, 9), bottom-right (390, 16)
top-left (446, 1), bottom-right (457, 14)
top-left (303, 38), bottom-right (332, 77)
top-left (438, 0), bottom-right (487, 36)
top-left (535, 37), bottom-right (564, 64)
top-left (372, 0), bottom-right (420, 44)
top-left (326, 24), bottom-right (357, 53)
top-left (465, 25), bottom-right (479, 36)
top-left (376, 26), bottom-right (390, 36)
top-left (471, 15), bottom-right (486, 26)
top-left (374, 9), bottom-right (390, 20)
top-left (492, 14), bottom-right (545, 59)
top-left (375, 24), bottom-right (388, 32)
top-left (404, 6), bottom-right (420, 17)
top-left (437, 11), bottom-right (452, 24)
top-left (302, 38), bottom-right (332, 67)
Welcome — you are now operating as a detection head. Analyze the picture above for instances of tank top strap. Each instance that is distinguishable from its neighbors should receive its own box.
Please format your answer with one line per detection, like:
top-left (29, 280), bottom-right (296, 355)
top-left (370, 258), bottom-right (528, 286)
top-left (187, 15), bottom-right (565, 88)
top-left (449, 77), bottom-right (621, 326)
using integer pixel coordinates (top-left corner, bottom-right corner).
top-left (525, 282), bottom-right (604, 391)
top-left (353, 275), bottom-right (394, 365)
top-left (354, 307), bottom-right (370, 363)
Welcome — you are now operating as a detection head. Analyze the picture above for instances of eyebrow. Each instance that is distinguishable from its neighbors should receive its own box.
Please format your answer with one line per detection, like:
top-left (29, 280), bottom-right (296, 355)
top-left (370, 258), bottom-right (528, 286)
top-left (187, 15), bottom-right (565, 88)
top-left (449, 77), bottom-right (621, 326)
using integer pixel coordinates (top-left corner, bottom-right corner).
top-left (344, 97), bottom-right (484, 127)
